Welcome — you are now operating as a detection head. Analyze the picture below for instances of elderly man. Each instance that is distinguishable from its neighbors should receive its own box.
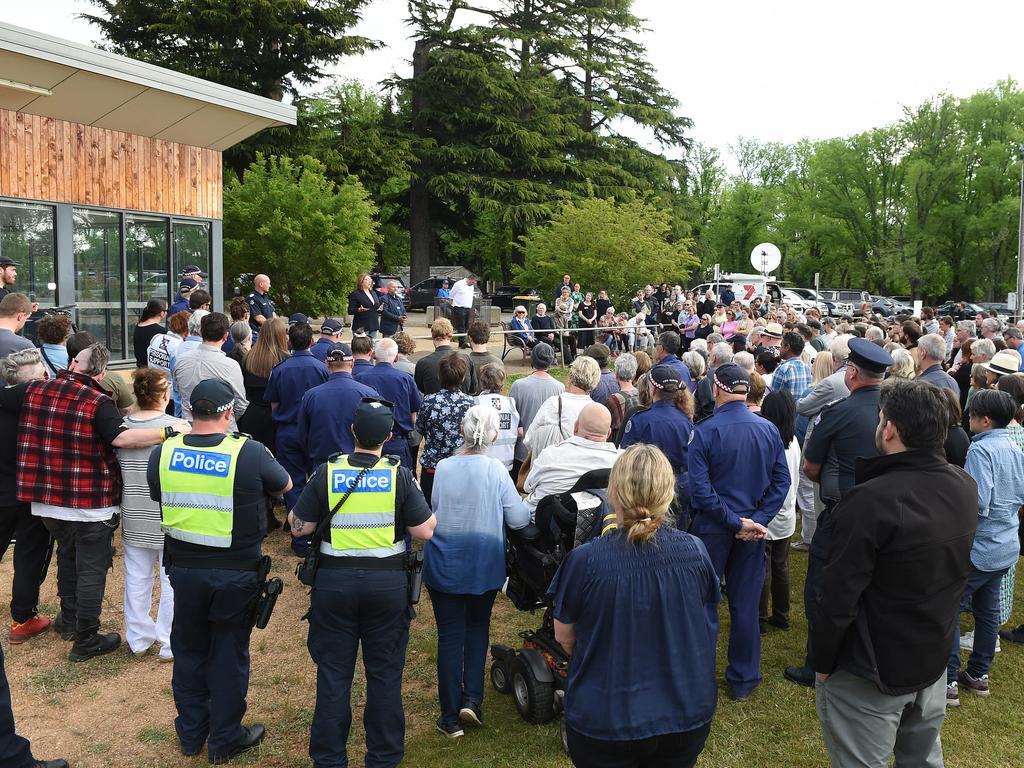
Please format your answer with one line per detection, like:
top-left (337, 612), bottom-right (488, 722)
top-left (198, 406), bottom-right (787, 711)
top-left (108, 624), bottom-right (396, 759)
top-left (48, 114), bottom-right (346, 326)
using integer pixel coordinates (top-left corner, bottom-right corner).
top-left (1002, 328), bottom-right (1024, 370)
top-left (15, 343), bottom-right (187, 661)
top-left (916, 334), bottom-right (960, 395)
top-left (380, 282), bottom-right (407, 337)
top-left (980, 317), bottom-right (1001, 341)
top-left (172, 313), bottom-right (248, 432)
top-left (357, 338), bottom-right (421, 470)
top-left (951, 320), bottom-right (977, 366)
top-left (246, 274), bottom-right (277, 332)
top-left (523, 404), bottom-right (621, 513)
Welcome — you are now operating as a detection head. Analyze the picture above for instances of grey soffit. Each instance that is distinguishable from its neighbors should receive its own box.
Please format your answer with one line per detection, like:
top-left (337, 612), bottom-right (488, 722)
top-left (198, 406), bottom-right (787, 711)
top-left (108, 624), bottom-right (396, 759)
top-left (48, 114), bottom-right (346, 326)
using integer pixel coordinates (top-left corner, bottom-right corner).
top-left (0, 21), bottom-right (296, 150)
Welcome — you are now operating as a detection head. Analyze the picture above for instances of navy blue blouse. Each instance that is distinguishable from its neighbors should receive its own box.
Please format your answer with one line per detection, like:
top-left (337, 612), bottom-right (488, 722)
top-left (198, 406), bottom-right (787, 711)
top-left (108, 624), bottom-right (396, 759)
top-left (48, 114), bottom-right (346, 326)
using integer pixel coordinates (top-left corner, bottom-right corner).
top-left (548, 527), bottom-right (720, 740)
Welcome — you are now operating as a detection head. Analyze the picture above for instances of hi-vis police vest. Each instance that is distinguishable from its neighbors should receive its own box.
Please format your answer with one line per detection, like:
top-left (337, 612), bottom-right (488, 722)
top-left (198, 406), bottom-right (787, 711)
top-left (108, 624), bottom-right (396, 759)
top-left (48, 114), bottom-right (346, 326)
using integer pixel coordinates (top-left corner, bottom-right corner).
top-left (159, 434), bottom-right (246, 548)
top-left (322, 455), bottom-right (404, 558)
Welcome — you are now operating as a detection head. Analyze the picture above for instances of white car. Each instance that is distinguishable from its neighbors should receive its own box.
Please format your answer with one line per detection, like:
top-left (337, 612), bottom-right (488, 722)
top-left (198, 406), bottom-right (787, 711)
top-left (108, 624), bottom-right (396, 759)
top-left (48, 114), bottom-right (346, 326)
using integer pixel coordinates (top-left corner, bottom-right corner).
top-left (780, 288), bottom-right (817, 314)
top-left (787, 288), bottom-right (834, 316)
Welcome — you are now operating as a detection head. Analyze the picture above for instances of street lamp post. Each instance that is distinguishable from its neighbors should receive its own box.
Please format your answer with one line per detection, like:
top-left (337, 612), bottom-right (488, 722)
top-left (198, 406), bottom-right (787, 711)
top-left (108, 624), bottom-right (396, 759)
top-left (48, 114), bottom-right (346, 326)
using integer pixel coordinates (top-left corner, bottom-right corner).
top-left (1016, 144), bottom-right (1024, 321)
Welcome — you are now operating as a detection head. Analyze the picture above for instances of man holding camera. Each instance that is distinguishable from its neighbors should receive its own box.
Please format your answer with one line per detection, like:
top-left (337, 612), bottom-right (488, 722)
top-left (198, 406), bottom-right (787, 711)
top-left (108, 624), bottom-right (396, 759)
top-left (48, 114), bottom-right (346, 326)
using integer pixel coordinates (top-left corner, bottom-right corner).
top-left (288, 398), bottom-right (435, 768)
top-left (147, 379), bottom-right (291, 764)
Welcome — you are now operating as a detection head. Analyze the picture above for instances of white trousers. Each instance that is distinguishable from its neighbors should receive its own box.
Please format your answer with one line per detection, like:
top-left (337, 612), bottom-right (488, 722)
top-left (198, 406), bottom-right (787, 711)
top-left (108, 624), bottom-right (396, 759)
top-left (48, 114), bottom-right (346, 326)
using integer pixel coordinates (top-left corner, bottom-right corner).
top-left (796, 465), bottom-right (820, 545)
top-left (122, 544), bottom-right (174, 658)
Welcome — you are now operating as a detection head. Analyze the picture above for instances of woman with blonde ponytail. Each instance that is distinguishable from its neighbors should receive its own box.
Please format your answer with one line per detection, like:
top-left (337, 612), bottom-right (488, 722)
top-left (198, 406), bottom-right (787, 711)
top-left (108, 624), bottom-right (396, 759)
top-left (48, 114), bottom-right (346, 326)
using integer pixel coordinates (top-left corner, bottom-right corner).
top-left (423, 405), bottom-right (530, 737)
top-left (548, 444), bottom-right (720, 767)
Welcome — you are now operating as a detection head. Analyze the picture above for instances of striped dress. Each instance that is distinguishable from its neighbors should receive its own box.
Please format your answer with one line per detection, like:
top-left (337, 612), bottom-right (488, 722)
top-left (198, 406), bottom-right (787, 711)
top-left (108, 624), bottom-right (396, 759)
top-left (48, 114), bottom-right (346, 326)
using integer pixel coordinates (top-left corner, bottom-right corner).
top-left (117, 413), bottom-right (178, 550)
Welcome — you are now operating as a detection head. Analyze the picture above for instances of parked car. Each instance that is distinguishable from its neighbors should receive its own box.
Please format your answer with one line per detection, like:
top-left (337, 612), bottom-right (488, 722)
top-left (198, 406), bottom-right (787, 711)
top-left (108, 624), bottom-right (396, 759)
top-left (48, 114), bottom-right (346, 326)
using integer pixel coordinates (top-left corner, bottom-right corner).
top-left (820, 289), bottom-right (871, 317)
top-left (935, 301), bottom-right (986, 320)
top-left (785, 287), bottom-right (834, 315)
top-left (978, 302), bottom-right (1012, 319)
top-left (870, 296), bottom-right (912, 317)
top-left (370, 273), bottom-right (409, 309)
top-left (488, 284), bottom-right (536, 311)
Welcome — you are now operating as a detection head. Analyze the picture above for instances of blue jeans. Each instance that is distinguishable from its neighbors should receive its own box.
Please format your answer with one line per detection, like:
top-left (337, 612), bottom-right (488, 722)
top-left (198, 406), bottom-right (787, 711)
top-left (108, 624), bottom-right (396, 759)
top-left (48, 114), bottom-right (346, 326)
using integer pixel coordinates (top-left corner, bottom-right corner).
top-left (168, 567), bottom-right (259, 761)
top-left (428, 587), bottom-right (498, 726)
top-left (307, 569), bottom-right (410, 768)
top-left (948, 565), bottom-right (1008, 682)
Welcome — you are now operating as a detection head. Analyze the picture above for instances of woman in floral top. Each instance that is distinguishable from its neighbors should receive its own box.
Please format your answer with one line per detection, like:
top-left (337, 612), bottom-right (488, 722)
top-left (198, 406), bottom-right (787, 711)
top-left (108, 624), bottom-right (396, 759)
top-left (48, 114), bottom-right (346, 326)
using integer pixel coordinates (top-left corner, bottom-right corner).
top-left (416, 352), bottom-right (475, 506)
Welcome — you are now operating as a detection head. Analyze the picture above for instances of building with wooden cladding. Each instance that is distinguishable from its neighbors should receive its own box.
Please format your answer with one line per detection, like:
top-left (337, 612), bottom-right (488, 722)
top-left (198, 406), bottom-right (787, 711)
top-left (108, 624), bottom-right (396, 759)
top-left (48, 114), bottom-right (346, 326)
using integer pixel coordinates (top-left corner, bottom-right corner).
top-left (0, 22), bottom-right (296, 360)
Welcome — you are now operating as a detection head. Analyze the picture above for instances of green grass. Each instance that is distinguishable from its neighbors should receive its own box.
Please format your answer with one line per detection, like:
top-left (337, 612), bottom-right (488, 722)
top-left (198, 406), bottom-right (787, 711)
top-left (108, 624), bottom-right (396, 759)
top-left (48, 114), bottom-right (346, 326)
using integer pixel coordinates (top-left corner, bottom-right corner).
top-left (27, 645), bottom-right (134, 694)
top-left (397, 551), bottom-right (1024, 768)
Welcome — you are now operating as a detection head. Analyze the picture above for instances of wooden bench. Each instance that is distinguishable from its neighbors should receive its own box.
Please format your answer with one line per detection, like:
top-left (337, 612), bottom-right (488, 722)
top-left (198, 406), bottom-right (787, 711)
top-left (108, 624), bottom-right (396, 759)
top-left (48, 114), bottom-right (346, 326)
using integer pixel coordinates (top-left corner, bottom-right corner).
top-left (501, 321), bottom-right (530, 363)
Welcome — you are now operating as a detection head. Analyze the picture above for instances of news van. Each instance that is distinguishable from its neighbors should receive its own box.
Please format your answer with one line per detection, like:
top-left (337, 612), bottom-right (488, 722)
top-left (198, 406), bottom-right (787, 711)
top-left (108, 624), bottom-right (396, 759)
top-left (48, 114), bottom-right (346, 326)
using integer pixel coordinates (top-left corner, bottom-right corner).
top-left (692, 274), bottom-right (783, 306)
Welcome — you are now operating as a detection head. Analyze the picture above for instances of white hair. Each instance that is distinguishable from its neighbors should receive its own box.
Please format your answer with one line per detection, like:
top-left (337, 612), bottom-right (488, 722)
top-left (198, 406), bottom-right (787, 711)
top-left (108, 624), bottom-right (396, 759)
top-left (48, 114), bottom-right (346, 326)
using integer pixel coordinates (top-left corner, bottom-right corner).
top-left (690, 338), bottom-right (708, 354)
top-left (710, 342), bottom-right (734, 368)
top-left (188, 309), bottom-right (209, 335)
top-left (830, 333), bottom-right (853, 362)
top-left (982, 317), bottom-right (1001, 334)
top-left (682, 350), bottom-right (706, 380)
top-left (918, 333), bottom-right (947, 362)
top-left (972, 338), bottom-right (996, 362)
top-left (615, 353), bottom-right (638, 381)
top-left (461, 405), bottom-right (499, 453)
top-left (956, 320), bottom-right (975, 335)
top-left (864, 326), bottom-right (885, 343)
top-left (734, 351), bottom-right (754, 372)
top-left (568, 355), bottom-right (601, 392)
top-left (375, 337), bottom-right (399, 363)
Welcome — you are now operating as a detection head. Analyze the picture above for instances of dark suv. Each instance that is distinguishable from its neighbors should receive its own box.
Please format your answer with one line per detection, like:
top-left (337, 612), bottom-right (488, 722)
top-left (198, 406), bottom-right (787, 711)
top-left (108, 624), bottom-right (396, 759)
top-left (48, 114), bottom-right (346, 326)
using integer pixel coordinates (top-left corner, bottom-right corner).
top-left (370, 273), bottom-right (409, 309)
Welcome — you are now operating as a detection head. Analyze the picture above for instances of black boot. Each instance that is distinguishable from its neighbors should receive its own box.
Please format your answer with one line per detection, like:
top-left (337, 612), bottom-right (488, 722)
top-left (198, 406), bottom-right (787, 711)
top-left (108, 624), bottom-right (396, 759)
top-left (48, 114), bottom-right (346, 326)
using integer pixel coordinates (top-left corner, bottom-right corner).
top-left (69, 631), bottom-right (121, 662)
top-left (33, 760), bottom-right (69, 768)
top-left (211, 724), bottom-right (266, 764)
top-left (51, 612), bottom-right (75, 641)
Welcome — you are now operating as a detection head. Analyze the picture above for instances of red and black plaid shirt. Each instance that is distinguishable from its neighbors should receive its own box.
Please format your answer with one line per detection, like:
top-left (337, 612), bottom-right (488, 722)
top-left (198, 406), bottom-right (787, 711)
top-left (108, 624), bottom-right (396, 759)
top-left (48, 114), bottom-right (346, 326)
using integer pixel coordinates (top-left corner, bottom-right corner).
top-left (17, 370), bottom-right (123, 509)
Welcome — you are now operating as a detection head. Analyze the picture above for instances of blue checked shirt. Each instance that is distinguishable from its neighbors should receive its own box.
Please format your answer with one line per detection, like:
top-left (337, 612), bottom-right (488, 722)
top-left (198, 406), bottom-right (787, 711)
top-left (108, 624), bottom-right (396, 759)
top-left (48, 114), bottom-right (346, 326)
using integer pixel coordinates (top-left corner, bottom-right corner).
top-left (773, 357), bottom-right (813, 397)
top-left (965, 429), bottom-right (1024, 571)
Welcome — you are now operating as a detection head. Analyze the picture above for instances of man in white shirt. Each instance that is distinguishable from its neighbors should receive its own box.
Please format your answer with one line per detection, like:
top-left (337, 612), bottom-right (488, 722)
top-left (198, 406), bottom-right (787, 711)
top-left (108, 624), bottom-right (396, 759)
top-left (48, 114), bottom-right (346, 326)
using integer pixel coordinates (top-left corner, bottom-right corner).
top-left (449, 275), bottom-right (477, 349)
top-left (523, 404), bottom-right (621, 512)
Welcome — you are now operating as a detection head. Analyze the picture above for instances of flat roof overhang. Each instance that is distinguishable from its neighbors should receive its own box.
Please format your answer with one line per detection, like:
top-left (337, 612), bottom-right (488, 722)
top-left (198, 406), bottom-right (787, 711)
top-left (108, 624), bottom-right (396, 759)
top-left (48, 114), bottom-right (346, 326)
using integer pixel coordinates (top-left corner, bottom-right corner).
top-left (0, 21), bottom-right (297, 151)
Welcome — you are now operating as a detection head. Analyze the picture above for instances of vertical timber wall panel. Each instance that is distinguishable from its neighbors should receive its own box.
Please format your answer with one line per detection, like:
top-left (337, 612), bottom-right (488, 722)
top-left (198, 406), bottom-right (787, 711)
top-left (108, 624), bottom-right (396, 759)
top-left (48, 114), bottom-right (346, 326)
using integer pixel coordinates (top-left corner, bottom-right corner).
top-left (0, 107), bottom-right (222, 219)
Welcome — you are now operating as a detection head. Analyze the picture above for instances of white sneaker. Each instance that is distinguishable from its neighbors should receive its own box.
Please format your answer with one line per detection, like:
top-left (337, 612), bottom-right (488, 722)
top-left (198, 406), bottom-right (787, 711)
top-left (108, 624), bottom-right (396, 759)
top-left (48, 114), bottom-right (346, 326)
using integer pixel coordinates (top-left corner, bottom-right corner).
top-left (959, 630), bottom-right (1000, 653)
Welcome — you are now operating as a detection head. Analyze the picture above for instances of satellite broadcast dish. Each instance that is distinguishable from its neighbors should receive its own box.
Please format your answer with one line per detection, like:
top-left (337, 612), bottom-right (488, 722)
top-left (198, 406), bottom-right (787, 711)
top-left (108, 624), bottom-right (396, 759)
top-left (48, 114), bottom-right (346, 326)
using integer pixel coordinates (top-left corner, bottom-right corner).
top-left (750, 243), bottom-right (781, 275)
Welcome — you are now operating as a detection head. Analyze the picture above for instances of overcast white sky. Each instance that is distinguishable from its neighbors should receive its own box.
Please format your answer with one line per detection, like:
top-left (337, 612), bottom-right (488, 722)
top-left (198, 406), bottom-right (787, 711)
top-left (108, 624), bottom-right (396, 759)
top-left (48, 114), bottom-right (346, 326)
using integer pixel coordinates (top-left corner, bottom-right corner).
top-left (5, 0), bottom-right (1024, 165)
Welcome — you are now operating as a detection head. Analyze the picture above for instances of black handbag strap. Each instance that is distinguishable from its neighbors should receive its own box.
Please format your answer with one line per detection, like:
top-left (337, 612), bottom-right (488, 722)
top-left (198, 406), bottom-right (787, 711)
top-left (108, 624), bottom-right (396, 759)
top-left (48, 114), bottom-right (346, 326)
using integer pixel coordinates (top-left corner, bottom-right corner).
top-left (310, 458), bottom-right (380, 549)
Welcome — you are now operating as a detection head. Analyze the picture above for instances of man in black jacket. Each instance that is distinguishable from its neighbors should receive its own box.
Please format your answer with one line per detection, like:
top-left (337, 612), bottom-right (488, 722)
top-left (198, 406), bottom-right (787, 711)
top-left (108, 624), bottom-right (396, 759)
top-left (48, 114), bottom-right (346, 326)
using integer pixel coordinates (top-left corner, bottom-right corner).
top-left (812, 380), bottom-right (977, 767)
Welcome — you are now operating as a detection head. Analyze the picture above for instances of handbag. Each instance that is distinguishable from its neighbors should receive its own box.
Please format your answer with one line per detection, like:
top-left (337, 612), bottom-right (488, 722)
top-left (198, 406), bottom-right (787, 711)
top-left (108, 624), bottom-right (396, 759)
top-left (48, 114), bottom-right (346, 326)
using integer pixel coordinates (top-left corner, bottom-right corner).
top-left (295, 460), bottom-right (377, 586)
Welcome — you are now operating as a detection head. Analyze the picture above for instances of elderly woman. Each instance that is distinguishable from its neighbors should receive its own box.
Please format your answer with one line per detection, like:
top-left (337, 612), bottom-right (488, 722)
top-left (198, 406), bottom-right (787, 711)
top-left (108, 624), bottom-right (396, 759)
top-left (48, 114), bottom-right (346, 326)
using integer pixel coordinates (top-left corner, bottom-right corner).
top-left (417, 353), bottom-right (476, 505)
top-left (549, 444), bottom-right (719, 767)
top-left (532, 303), bottom-right (557, 346)
top-left (118, 368), bottom-right (177, 659)
top-left (682, 350), bottom-right (706, 385)
top-left (474, 364), bottom-right (520, 473)
top-left (553, 287), bottom-right (579, 362)
top-left (425, 405), bottom-right (530, 737)
top-left (605, 353), bottom-right (639, 436)
top-left (597, 307), bottom-right (619, 351)
top-left (525, 355), bottom-right (601, 459)
top-left (510, 305), bottom-right (538, 349)
top-left (393, 331), bottom-right (418, 375)
top-left (886, 348), bottom-right (917, 381)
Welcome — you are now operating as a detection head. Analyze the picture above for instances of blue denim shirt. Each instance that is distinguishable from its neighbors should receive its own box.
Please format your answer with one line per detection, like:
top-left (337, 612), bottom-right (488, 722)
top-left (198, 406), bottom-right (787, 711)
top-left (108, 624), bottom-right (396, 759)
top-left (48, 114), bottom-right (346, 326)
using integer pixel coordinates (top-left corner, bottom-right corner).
top-left (965, 429), bottom-right (1024, 571)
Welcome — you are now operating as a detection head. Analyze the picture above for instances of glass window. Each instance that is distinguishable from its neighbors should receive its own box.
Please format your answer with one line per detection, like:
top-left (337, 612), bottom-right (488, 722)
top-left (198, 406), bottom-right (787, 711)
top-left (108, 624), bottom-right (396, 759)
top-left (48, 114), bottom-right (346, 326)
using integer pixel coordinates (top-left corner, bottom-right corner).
top-left (73, 208), bottom-right (124, 359)
top-left (0, 201), bottom-right (56, 308)
top-left (126, 215), bottom-right (169, 323)
top-left (172, 220), bottom-right (211, 286)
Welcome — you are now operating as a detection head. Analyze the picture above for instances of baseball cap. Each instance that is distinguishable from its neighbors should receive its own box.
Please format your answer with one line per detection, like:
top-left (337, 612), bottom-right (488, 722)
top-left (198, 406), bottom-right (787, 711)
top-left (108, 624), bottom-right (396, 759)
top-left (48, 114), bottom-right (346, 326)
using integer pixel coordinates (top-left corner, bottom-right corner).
top-left (178, 278), bottom-right (198, 292)
top-left (321, 318), bottom-right (343, 334)
top-left (353, 397), bottom-right (395, 444)
top-left (713, 363), bottom-right (751, 394)
top-left (182, 264), bottom-right (207, 278)
top-left (190, 379), bottom-right (235, 416)
top-left (325, 343), bottom-right (354, 363)
top-left (288, 312), bottom-right (310, 326)
top-left (0, 257), bottom-right (19, 268)
top-left (531, 342), bottom-right (555, 369)
top-left (649, 364), bottom-right (681, 393)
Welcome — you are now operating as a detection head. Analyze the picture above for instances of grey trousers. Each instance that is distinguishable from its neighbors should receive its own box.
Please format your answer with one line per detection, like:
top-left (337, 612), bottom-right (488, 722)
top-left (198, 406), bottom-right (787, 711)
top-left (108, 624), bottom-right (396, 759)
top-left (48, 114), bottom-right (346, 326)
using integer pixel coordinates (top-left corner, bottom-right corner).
top-left (816, 669), bottom-right (945, 768)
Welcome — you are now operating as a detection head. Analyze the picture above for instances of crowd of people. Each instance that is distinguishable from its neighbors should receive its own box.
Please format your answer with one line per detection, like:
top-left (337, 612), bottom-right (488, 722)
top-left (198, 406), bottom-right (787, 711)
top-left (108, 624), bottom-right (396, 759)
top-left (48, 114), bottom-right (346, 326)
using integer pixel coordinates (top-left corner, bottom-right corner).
top-left (0, 259), bottom-right (1021, 768)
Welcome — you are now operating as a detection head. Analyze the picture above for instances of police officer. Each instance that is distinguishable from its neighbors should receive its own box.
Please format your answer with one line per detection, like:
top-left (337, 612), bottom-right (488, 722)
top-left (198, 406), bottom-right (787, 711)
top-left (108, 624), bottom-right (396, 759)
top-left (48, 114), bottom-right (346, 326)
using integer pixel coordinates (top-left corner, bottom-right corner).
top-left (620, 365), bottom-right (693, 520)
top-left (356, 338), bottom-right (422, 470)
top-left (246, 274), bottom-right (276, 333)
top-left (298, 344), bottom-right (379, 475)
top-left (783, 337), bottom-right (892, 687)
top-left (288, 398), bottom-right (436, 768)
top-left (147, 380), bottom-right (291, 763)
top-left (265, 321), bottom-right (328, 514)
top-left (379, 281), bottom-right (407, 337)
top-left (351, 333), bottom-right (376, 379)
top-left (688, 363), bottom-right (791, 701)
top-left (311, 319), bottom-right (344, 362)
top-left (182, 263), bottom-right (207, 287)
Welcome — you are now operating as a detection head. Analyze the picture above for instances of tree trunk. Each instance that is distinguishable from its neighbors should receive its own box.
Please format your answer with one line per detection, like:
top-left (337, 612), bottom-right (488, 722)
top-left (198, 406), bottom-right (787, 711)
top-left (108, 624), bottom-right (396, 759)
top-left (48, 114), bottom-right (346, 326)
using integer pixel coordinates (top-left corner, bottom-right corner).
top-left (409, 38), bottom-right (433, 285)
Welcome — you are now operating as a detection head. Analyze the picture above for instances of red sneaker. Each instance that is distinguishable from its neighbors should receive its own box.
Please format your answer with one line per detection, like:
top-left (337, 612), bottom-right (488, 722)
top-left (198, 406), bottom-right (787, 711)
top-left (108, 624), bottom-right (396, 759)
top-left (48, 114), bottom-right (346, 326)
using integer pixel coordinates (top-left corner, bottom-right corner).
top-left (9, 615), bottom-right (51, 644)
